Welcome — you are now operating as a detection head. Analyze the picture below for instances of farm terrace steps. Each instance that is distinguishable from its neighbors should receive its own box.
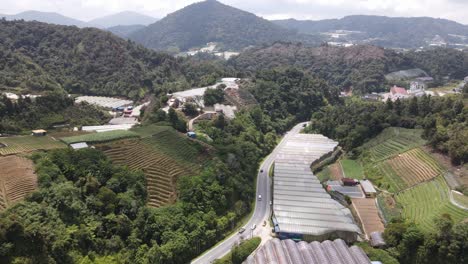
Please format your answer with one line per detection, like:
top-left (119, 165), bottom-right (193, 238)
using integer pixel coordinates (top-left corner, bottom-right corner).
top-left (351, 198), bottom-right (385, 237)
top-left (0, 156), bottom-right (37, 210)
top-left (396, 176), bottom-right (468, 232)
top-left (98, 136), bottom-right (207, 208)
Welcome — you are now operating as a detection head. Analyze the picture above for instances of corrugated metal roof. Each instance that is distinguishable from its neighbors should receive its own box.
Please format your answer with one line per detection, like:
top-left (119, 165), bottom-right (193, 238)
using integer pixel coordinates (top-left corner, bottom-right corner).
top-left (273, 134), bottom-right (361, 236)
top-left (245, 238), bottom-right (372, 264)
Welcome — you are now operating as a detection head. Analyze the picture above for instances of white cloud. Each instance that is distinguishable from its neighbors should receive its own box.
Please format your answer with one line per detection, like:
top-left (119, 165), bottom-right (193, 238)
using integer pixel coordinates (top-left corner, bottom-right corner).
top-left (0, 0), bottom-right (467, 24)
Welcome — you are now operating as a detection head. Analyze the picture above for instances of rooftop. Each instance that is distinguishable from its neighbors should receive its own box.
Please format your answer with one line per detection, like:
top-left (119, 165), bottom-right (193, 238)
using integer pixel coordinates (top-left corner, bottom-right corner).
top-left (244, 238), bottom-right (372, 264)
top-left (273, 134), bottom-right (361, 237)
top-left (360, 180), bottom-right (377, 193)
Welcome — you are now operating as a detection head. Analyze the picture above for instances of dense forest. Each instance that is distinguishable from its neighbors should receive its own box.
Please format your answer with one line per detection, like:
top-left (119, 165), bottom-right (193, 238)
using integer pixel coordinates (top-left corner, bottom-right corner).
top-left (128, 0), bottom-right (315, 52)
top-left (230, 43), bottom-right (468, 94)
top-left (0, 92), bottom-right (109, 133)
top-left (273, 15), bottom-right (468, 48)
top-left (306, 94), bottom-right (467, 165)
top-left (0, 19), bottom-right (229, 99)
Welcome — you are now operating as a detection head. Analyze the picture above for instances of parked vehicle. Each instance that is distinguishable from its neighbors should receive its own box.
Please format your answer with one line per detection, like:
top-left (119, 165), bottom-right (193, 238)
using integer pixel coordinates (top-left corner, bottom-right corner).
top-left (238, 227), bottom-right (246, 234)
top-left (251, 224), bottom-right (256, 230)
top-left (258, 195), bottom-right (262, 201)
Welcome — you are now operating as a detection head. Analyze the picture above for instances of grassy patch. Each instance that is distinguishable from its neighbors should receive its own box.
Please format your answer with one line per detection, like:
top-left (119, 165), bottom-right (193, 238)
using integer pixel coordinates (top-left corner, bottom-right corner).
top-left (340, 159), bottom-right (364, 179)
top-left (213, 237), bottom-right (261, 264)
top-left (61, 130), bottom-right (139, 144)
top-left (131, 124), bottom-right (172, 138)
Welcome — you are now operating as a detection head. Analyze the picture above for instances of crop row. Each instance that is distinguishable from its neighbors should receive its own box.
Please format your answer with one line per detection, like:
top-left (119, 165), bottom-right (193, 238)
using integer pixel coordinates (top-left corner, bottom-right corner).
top-left (0, 136), bottom-right (65, 155)
top-left (396, 176), bottom-right (468, 232)
top-left (101, 139), bottom-right (196, 207)
top-left (61, 130), bottom-right (139, 144)
top-left (0, 156), bottom-right (37, 210)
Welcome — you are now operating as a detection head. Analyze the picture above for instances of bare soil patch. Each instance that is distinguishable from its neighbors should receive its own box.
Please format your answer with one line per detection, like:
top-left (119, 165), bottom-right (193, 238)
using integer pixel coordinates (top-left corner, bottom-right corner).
top-left (422, 146), bottom-right (468, 187)
top-left (352, 198), bottom-right (385, 237)
top-left (329, 163), bottom-right (344, 180)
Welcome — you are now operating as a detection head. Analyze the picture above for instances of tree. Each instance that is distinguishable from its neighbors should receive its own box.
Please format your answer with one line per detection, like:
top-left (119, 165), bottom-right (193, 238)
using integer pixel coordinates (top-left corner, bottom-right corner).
top-left (183, 103), bottom-right (198, 116)
top-left (204, 87), bottom-right (225, 106)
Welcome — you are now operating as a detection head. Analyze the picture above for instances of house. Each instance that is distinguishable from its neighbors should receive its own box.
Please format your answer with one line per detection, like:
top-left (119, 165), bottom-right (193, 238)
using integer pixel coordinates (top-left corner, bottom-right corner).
top-left (70, 142), bottom-right (88, 150)
top-left (32, 129), bottom-right (47, 136)
top-left (362, 93), bottom-right (381, 101)
top-left (360, 179), bottom-right (377, 198)
top-left (410, 81), bottom-right (426, 92)
top-left (370, 231), bottom-right (386, 248)
top-left (389, 85), bottom-right (409, 101)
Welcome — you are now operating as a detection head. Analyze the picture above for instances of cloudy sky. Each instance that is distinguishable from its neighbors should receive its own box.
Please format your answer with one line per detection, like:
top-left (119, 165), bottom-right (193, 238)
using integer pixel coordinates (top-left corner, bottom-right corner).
top-left (0, 0), bottom-right (467, 24)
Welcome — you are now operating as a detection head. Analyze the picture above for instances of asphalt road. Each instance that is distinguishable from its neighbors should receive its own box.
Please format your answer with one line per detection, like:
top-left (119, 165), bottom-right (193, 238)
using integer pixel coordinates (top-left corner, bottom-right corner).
top-left (191, 122), bottom-right (308, 264)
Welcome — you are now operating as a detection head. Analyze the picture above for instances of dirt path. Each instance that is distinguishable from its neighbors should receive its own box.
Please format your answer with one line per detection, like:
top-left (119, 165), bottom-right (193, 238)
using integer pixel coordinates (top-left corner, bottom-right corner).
top-left (329, 163), bottom-right (344, 180)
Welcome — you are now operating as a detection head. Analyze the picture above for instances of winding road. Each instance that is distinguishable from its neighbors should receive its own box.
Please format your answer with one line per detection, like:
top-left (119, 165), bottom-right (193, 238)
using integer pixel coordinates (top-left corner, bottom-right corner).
top-left (191, 122), bottom-right (308, 264)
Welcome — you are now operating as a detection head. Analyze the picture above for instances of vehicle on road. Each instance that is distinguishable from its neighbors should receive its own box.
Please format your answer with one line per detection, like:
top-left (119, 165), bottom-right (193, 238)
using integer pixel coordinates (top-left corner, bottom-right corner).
top-left (258, 195), bottom-right (262, 201)
top-left (251, 224), bottom-right (256, 230)
top-left (270, 201), bottom-right (272, 206)
top-left (238, 227), bottom-right (245, 234)
top-left (260, 169), bottom-right (264, 173)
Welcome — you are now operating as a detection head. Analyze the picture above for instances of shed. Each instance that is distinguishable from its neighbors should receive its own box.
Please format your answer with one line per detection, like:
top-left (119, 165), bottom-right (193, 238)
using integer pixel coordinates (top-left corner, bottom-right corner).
top-left (370, 231), bottom-right (386, 248)
top-left (32, 129), bottom-right (47, 136)
top-left (360, 179), bottom-right (377, 198)
top-left (70, 142), bottom-right (89, 150)
top-left (342, 178), bottom-right (359, 186)
top-left (187, 132), bottom-right (196, 139)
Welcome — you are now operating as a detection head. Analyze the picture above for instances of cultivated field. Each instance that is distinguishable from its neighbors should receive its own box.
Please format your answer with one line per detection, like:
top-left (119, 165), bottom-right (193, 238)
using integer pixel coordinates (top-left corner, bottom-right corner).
top-left (61, 130), bottom-right (139, 144)
top-left (0, 156), bottom-right (37, 210)
top-left (0, 136), bottom-right (66, 155)
top-left (98, 127), bottom-right (210, 207)
top-left (352, 198), bottom-right (385, 237)
top-left (396, 176), bottom-right (468, 233)
top-left (386, 148), bottom-right (443, 187)
top-left (360, 127), bottom-right (426, 162)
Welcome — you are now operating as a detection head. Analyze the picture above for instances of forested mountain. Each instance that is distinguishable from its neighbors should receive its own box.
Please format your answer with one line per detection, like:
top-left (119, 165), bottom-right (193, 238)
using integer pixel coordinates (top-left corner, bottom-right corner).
top-left (107, 24), bottom-right (146, 38)
top-left (89, 11), bottom-right (157, 28)
top-left (229, 43), bottom-right (468, 93)
top-left (273, 15), bottom-right (468, 48)
top-left (129, 0), bottom-right (315, 51)
top-left (0, 19), bottom-right (229, 99)
top-left (0, 10), bottom-right (88, 27)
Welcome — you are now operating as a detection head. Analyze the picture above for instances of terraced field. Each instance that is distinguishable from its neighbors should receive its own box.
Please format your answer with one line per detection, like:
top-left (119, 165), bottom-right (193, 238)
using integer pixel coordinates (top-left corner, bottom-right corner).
top-left (386, 148), bottom-right (443, 187)
top-left (360, 127), bottom-right (426, 162)
top-left (396, 176), bottom-right (468, 233)
top-left (98, 127), bottom-right (210, 207)
top-left (0, 136), bottom-right (66, 155)
top-left (0, 156), bottom-right (37, 210)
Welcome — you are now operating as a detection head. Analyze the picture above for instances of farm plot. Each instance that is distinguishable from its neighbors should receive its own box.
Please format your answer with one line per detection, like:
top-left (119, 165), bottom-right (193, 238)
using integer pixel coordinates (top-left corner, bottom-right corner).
top-left (360, 127), bottom-right (426, 162)
top-left (98, 129), bottom-right (210, 207)
top-left (386, 148), bottom-right (443, 187)
top-left (0, 156), bottom-right (37, 210)
top-left (396, 176), bottom-right (468, 233)
top-left (352, 198), bottom-right (385, 237)
top-left (0, 136), bottom-right (66, 155)
top-left (61, 130), bottom-right (139, 144)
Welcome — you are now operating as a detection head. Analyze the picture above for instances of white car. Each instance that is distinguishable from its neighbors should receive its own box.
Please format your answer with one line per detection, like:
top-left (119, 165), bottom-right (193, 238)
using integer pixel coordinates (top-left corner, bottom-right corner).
top-left (251, 224), bottom-right (256, 230)
top-left (258, 195), bottom-right (262, 201)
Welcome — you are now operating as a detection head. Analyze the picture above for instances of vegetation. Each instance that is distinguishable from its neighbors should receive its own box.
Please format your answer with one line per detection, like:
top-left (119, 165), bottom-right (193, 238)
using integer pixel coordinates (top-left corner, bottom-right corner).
top-left (61, 130), bottom-right (139, 144)
top-left (340, 159), bottom-right (364, 179)
top-left (356, 242), bottom-right (399, 264)
top-left (213, 237), bottom-right (261, 264)
top-left (396, 176), bottom-right (468, 233)
top-left (129, 0), bottom-right (311, 51)
top-left (307, 95), bottom-right (467, 165)
top-left (231, 43), bottom-right (468, 94)
top-left (0, 19), bottom-right (229, 98)
top-left (0, 135), bottom-right (66, 155)
top-left (204, 86), bottom-right (225, 106)
top-left (273, 15), bottom-right (468, 49)
top-left (0, 92), bottom-right (110, 134)
top-left (382, 216), bottom-right (468, 264)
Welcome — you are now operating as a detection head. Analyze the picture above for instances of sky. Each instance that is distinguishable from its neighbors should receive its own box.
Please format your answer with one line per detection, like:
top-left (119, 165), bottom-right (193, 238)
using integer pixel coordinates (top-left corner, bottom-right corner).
top-left (0, 0), bottom-right (467, 24)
